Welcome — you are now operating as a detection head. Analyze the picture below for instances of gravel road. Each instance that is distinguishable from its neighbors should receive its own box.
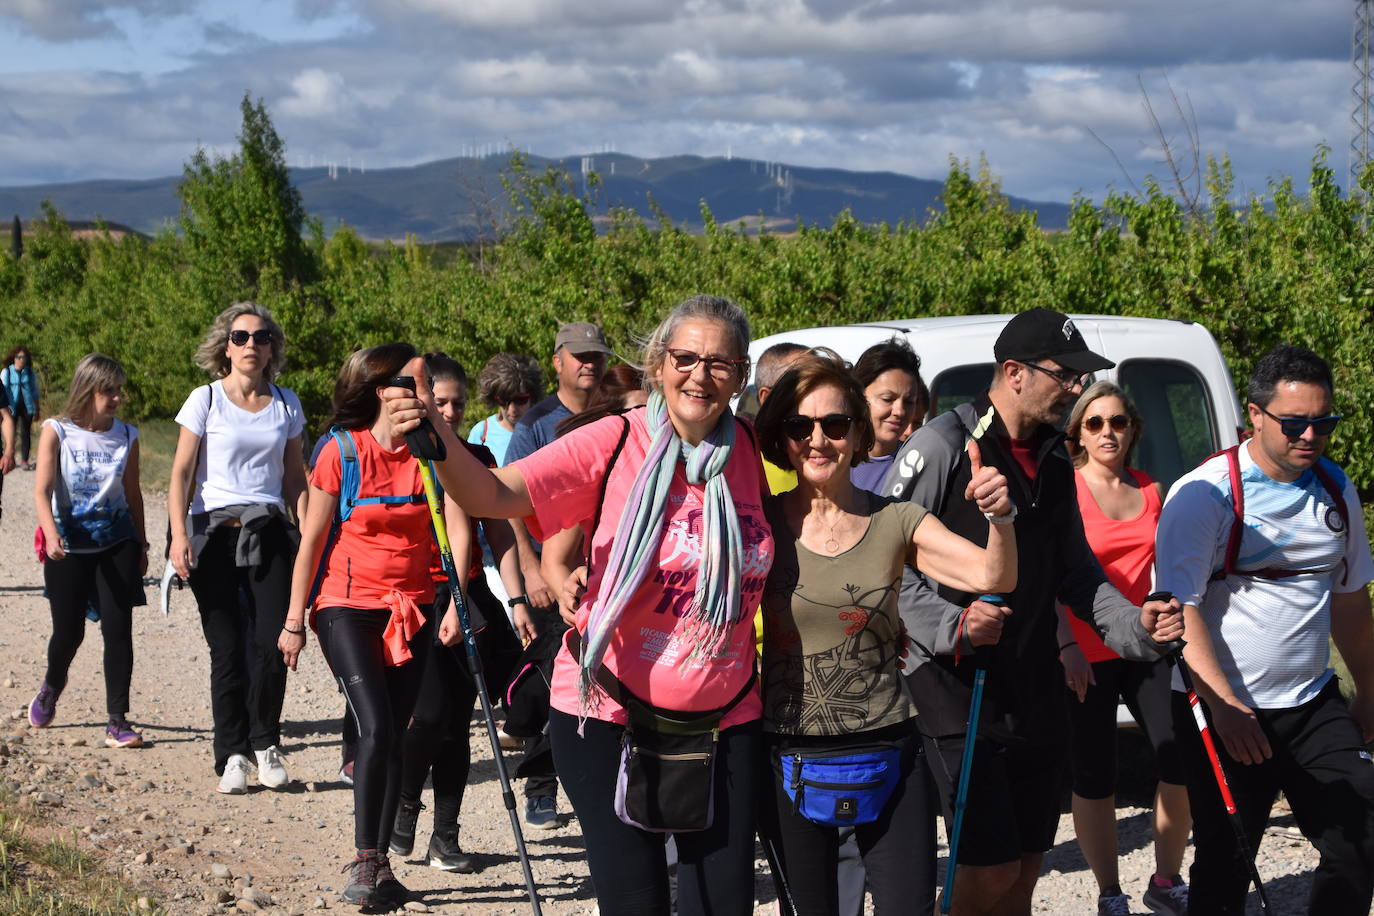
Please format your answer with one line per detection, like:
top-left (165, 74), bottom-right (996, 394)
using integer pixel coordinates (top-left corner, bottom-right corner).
top-left (0, 479), bottom-right (1321, 914)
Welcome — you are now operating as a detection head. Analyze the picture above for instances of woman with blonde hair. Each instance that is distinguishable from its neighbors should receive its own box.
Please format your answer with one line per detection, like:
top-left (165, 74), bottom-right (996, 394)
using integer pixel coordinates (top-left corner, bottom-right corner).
top-left (168, 302), bottom-right (308, 795)
top-left (30, 354), bottom-right (147, 748)
top-left (1058, 380), bottom-right (1190, 916)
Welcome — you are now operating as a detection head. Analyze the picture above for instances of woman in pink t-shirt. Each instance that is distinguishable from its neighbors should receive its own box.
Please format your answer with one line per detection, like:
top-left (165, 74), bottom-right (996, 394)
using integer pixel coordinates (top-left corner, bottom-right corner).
top-left (1056, 381), bottom-right (1190, 915)
top-left (386, 295), bottom-right (772, 916)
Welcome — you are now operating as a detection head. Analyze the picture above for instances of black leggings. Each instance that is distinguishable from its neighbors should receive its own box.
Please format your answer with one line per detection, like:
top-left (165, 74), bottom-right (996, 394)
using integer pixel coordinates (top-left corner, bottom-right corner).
top-left (758, 725), bottom-right (936, 916)
top-left (397, 579), bottom-right (515, 828)
top-left (43, 539), bottom-right (143, 716)
top-left (549, 708), bottom-right (761, 916)
top-left (319, 605), bottom-right (432, 852)
top-left (189, 521), bottom-right (294, 773)
top-left (14, 402), bottom-right (32, 464)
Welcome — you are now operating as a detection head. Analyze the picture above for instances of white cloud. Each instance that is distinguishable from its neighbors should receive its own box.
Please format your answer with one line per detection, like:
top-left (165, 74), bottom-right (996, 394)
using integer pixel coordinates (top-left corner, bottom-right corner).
top-left (280, 67), bottom-right (353, 118)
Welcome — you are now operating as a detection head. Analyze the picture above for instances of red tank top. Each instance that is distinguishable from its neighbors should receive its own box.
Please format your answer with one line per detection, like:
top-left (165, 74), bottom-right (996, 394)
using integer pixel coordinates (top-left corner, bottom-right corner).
top-left (1067, 468), bottom-right (1161, 663)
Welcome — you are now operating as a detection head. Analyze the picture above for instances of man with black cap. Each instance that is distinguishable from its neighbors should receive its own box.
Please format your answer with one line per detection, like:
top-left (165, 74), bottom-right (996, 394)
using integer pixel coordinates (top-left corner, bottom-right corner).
top-left (502, 320), bottom-right (611, 829)
top-left (882, 308), bottom-right (1184, 915)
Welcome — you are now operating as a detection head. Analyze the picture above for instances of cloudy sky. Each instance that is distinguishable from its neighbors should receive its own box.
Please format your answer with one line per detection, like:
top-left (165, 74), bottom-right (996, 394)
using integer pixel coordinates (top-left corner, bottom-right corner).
top-left (0, 0), bottom-right (1360, 203)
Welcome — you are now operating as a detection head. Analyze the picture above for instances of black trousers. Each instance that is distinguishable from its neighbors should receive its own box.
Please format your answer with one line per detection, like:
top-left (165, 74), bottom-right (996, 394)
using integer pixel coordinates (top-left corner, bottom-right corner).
top-left (319, 605), bottom-right (432, 852)
top-left (189, 521), bottom-right (293, 774)
top-left (758, 726), bottom-right (936, 916)
top-left (1177, 680), bottom-right (1374, 915)
top-left (43, 539), bottom-right (143, 716)
top-left (13, 401), bottom-right (32, 464)
top-left (518, 608), bottom-right (566, 799)
top-left (550, 709), bottom-right (761, 916)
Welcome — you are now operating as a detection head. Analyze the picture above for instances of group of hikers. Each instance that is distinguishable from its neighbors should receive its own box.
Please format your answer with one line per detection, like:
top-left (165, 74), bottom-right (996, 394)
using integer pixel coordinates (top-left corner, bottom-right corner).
top-left (0, 296), bottom-right (1371, 916)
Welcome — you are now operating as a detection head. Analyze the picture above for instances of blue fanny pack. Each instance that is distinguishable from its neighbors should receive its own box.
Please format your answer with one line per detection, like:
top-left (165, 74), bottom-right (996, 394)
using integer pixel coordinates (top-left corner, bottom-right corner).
top-left (779, 744), bottom-right (903, 826)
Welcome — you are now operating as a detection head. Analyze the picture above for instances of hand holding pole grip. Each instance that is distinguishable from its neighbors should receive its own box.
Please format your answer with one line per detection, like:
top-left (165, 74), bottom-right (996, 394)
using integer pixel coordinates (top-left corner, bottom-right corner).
top-left (388, 376), bottom-right (447, 461)
top-left (1144, 590), bottom-right (1187, 662)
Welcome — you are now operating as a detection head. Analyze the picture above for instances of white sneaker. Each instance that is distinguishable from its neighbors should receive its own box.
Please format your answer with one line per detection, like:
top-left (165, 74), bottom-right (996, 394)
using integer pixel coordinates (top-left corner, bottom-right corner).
top-left (255, 746), bottom-right (289, 789)
top-left (218, 754), bottom-right (252, 795)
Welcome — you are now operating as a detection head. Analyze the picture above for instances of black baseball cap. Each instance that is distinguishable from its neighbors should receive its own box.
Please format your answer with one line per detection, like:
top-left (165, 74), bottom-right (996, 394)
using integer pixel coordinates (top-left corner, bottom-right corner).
top-left (993, 308), bottom-right (1115, 375)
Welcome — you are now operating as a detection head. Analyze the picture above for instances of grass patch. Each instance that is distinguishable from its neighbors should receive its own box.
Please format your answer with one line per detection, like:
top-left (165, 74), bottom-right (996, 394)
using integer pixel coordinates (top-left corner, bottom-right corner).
top-left (133, 419), bottom-right (179, 499)
top-left (0, 802), bottom-right (162, 915)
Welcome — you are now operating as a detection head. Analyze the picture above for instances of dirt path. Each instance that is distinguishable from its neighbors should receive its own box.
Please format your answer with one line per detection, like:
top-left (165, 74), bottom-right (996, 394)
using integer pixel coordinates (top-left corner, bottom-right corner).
top-left (0, 477), bottom-right (1320, 914)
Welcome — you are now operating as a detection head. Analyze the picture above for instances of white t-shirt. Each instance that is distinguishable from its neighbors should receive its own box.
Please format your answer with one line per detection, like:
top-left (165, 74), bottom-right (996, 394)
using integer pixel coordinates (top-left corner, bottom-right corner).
top-left (175, 381), bottom-right (306, 513)
top-left (47, 417), bottom-right (138, 552)
top-left (1156, 442), bottom-right (1374, 709)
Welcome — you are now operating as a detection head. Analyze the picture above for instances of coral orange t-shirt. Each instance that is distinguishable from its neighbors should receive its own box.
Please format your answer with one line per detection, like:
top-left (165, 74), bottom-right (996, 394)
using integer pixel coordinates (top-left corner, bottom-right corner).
top-left (1068, 468), bottom-right (1161, 663)
top-left (311, 428), bottom-right (435, 612)
top-left (512, 409), bottom-right (774, 728)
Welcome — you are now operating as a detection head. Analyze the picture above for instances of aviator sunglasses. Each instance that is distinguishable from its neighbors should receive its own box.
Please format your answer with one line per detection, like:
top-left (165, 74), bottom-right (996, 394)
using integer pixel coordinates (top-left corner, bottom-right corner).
top-left (228, 329), bottom-right (274, 347)
top-left (1082, 414), bottom-right (1130, 434)
top-left (781, 413), bottom-right (856, 442)
top-left (1258, 406), bottom-right (1341, 438)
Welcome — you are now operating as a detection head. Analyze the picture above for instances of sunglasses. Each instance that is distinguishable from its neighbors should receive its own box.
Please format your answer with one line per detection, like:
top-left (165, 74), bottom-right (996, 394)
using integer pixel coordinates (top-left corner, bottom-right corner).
top-left (1019, 361), bottom-right (1092, 392)
top-left (1082, 414), bottom-right (1130, 434)
top-left (1258, 406), bottom-right (1341, 438)
top-left (228, 329), bottom-right (273, 347)
top-left (665, 348), bottom-right (749, 381)
top-left (781, 413), bottom-right (855, 442)
top-left (505, 393), bottom-right (533, 406)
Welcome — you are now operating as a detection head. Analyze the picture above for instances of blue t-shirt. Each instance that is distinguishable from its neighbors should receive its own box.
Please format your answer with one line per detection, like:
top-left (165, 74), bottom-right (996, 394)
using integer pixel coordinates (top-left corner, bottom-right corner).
top-left (467, 414), bottom-right (515, 467)
top-left (503, 394), bottom-right (572, 466)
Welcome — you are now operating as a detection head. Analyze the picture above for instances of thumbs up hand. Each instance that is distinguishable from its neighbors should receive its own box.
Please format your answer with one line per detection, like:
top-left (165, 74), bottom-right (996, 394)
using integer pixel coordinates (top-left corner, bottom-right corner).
top-left (964, 440), bottom-right (1014, 520)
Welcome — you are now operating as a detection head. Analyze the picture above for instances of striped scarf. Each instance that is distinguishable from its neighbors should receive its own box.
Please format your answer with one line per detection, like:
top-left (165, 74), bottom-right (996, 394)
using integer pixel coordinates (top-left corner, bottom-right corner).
top-left (578, 390), bottom-right (744, 718)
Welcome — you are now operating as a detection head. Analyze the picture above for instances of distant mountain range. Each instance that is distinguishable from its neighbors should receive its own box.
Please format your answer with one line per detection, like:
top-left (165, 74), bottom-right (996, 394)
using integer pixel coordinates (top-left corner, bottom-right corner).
top-left (0, 152), bottom-right (1071, 242)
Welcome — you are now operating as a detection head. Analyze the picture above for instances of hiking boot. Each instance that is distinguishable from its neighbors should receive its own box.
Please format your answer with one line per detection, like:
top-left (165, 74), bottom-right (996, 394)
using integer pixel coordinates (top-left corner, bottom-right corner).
top-left (1097, 892), bottom-right (1132, 915)
top-left (427, 827), bottom-right (475, 873)
top-left (524, 795), bottom-right (558, 829)
top-left (28, 682), bottom-right (58, 728)
top-left (217, 753), bottom-right (252, 795)
top-left (338, 760), bottom-right (355, 786)
top-left (389, 801), bottom-right (424, 857)
top-left (374, 854), bottom-right (410, 907)
top-left (104, 718), bottom-right (143, 748)
top-left (255, 745), bottom-right (289, 789)
top-left (340, 850), bottom-right (380, 907)
top-left (1142, 875), bottom-right (1189, 915)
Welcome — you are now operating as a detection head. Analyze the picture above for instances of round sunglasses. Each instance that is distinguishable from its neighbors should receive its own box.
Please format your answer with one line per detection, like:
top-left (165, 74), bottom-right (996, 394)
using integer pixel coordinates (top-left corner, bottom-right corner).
top-left (781, 413), bottom-right (855, 442)
top-left (1082, 414), bottom-right (1130, 434)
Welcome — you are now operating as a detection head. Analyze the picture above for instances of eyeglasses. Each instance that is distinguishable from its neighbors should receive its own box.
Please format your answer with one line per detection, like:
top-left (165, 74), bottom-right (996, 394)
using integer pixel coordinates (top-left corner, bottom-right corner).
top-left (14, 355), bottom-right (26, 361)
top-left (665, 348), bottom-right (749, 381)
top-left (1082, 414), bottom-right (1130, 434)
top-left (505, 393), bottom-right (533, 405)
top-left (228, 329), bottom-right (273, 347)
top-left (1019, 361), bottom-right (1092, 391)
top-left (781, 413), bottom-right (855, 442)
top-left (1258, 406), bottom-right (1341, 438)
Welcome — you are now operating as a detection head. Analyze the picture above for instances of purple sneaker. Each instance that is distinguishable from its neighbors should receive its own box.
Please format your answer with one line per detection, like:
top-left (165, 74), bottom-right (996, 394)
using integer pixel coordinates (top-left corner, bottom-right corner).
top-left (28, 683), bottom-right (58, 728)
top-left (104, 719), bottom-right (143, 748)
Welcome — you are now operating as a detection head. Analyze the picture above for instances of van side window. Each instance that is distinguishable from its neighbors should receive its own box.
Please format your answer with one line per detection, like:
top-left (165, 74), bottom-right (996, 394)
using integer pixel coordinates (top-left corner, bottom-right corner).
top-left (929, 364), bottom-right (996, 417)
top-left (1118, 359), bottom-right (1218, 491)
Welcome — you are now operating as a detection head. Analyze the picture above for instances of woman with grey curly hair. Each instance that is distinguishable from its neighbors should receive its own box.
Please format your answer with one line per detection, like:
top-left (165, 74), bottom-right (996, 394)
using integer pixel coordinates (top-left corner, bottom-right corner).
top-left (385, 294), bottom-right (771, 916)
top-left (168, 301), bottom-right (308, 796)
top-left (467, 353), bottom-right (544, 466)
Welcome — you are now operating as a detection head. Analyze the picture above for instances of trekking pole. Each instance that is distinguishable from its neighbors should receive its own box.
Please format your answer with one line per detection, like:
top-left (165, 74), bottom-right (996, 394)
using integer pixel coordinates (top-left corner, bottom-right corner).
top-left (399, 381), bottom-right (543, 916)
top-left (758, 831), bottom-right (800, 916)
top-left (939, 595), bottom-right (999, 915)
top-left (1146, 590), bottom-right (1270, 914)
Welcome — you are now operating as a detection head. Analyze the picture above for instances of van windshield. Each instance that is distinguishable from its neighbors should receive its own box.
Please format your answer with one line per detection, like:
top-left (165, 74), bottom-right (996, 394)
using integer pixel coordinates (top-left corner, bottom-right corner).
top-left (929, 359), bottom-right (1218, 491)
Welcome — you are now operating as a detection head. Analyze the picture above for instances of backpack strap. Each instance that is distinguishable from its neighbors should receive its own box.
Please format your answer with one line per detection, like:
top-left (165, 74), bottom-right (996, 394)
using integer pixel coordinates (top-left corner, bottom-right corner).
top-left (479, 417), bottom-right (489, 445)
top-left (1207, 445), bottom-right (1349, 583)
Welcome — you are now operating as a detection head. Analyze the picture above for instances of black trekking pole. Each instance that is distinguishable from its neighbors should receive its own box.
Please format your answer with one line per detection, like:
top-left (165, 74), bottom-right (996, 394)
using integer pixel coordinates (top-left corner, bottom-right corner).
top-left (1147, 590), bottom-right (1270, 914)
top-left (399, 379), bottom-right (543, 915)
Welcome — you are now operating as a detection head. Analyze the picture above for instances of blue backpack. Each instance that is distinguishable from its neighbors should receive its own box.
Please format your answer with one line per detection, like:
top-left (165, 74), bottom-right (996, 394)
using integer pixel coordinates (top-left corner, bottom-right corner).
top-left (305, 427), bottom-right (428, 608)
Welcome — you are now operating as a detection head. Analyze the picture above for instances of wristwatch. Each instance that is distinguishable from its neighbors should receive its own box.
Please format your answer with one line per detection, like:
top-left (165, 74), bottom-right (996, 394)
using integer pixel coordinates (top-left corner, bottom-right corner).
top-left (507, 595), bottom-right (530, 608)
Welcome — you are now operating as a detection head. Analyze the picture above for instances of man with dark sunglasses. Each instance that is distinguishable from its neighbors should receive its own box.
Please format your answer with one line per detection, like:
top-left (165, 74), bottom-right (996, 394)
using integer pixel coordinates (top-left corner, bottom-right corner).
top-left (502, 320), bottom-right (611, 830)
top-left (881, 307), bottom-right (1184, 915)
top-left (1156, 343), bottom-right (1374, 916)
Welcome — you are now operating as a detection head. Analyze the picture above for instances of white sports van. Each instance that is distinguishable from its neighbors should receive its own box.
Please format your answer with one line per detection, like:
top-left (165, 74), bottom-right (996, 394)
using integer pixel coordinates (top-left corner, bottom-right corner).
top-left (746, 313), bottom-right (1243, 493)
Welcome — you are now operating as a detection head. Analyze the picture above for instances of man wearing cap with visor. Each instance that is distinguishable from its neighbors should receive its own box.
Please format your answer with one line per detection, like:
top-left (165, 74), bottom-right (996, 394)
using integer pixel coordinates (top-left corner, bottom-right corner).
top-left (882, 307), bottom-right (1184, 915)
top-left (502, 320), bottom-right (611, 829)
